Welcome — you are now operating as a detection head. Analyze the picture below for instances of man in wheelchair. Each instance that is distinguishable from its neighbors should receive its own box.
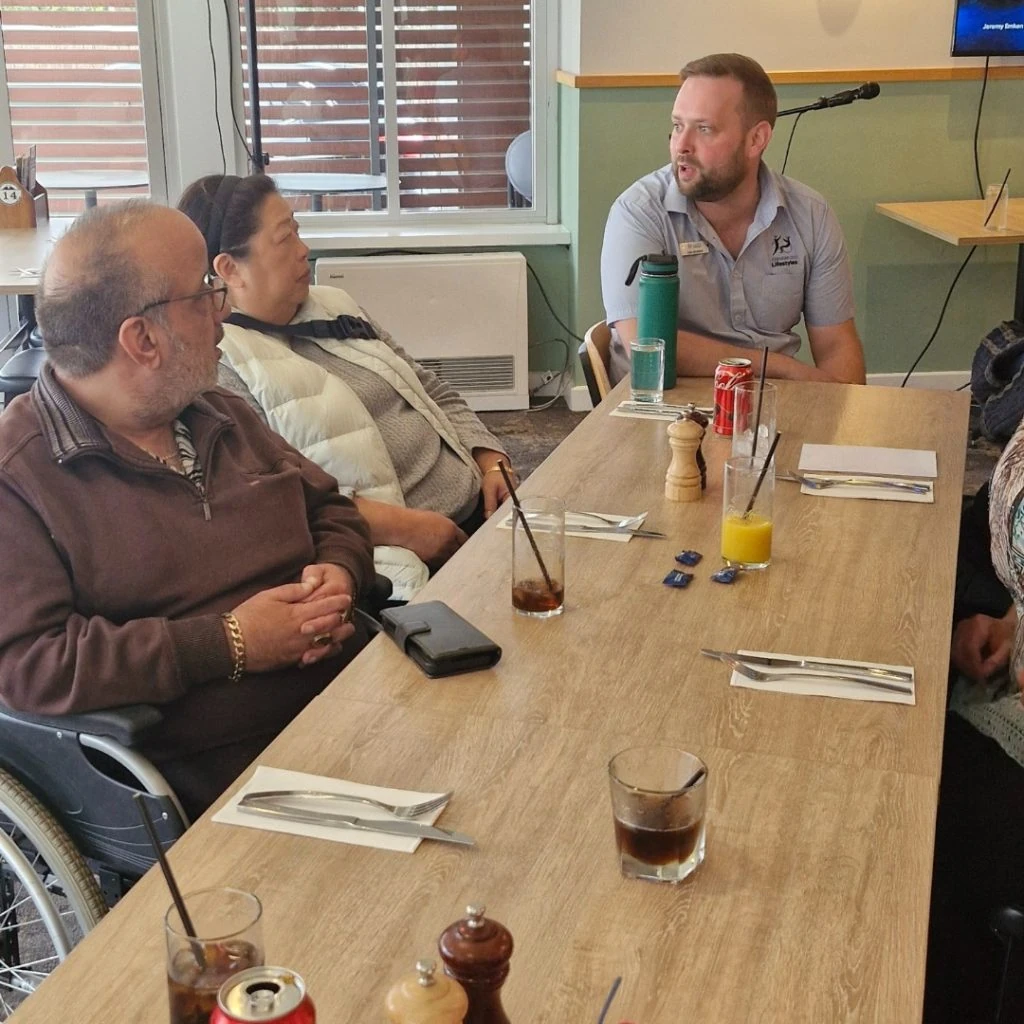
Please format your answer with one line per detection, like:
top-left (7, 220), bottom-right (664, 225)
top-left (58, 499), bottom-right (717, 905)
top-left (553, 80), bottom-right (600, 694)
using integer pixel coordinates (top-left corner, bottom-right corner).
top-left (0, 202), bottom-right (375, 821)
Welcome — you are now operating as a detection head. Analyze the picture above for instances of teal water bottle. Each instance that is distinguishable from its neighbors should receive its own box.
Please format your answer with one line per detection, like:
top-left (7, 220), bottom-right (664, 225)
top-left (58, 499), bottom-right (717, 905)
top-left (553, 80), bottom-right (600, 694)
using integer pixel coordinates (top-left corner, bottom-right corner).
top-left (625, 254), bottom-right (679, 390)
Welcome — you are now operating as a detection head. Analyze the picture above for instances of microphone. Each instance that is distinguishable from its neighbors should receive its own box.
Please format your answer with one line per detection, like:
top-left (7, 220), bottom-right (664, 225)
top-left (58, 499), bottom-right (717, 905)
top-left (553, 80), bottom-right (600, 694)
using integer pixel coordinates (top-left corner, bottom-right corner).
top-left (821, 82), bottom-right (881, 108)
top-left (777, 83), bottom-right (880, 117)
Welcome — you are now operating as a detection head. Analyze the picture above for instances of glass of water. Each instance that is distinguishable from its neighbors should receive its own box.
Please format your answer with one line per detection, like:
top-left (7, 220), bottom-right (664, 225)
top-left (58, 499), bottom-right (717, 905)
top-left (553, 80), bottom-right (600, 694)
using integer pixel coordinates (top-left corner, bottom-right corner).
top-left (630, 338), bottom-right (665, 404)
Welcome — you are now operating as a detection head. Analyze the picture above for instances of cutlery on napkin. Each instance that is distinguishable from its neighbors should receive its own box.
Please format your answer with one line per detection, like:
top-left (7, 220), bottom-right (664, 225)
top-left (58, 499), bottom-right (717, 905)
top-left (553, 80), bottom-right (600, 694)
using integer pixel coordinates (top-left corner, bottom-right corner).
top-left (611, 400), bottom-right (714, 421)
top-left (702, 649), bottom-right (915, 705)
top-left (780, 472), bottom-right (934, 504)
top-left (496, 509), bottom-right (657, 542)
top-left (213, 765), bottom-right (464, 853)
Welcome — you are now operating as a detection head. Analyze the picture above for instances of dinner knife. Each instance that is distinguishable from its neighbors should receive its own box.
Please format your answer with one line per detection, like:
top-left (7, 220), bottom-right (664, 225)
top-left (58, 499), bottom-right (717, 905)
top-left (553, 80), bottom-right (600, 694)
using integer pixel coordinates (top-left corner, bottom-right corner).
top-left (568, 525), bottom-right (666, 538)
top-left (701, 648), bottom-right (913, 682)
top-left (237, 802), bottom-right (475, 846)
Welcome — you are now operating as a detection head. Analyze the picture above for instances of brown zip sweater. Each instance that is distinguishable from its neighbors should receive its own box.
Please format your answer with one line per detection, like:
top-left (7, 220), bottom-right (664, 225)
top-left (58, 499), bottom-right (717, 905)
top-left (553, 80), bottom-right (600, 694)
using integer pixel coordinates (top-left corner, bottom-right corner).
top-left (0, 365), bottom-right (374, 775)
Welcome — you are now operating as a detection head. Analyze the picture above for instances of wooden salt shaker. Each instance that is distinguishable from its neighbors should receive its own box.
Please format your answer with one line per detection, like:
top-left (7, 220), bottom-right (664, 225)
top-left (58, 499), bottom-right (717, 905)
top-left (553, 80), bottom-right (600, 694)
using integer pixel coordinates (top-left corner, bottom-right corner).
top-left (386, 958), bottom-right (469, 1024)
top-left (665, 416), bottom-right (706, 502)
top-left (438, 904), bottom-right (513, 1024)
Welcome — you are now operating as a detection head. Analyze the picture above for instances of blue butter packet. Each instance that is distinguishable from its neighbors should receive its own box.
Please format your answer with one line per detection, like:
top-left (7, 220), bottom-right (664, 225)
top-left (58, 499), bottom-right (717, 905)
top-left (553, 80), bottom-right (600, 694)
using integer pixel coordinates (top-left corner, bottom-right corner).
top-left (674, 550), bottom-right (703, 567)
top-left (663, 569), bottom-right (694, 588)
top-left (711, 567), bottom-right (740, 584)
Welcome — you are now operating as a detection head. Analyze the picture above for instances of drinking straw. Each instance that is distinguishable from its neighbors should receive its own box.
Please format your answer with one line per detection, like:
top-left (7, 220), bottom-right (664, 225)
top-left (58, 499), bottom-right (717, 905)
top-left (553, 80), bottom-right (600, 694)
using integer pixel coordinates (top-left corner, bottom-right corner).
top-left (742, 431), bottom-right (781, 519)
top-left (596, 976), bottom-right (622, 1024)
top-left (498, 461), bottom-right (556, 598)
top-left (751, 346), bottom-right (769, 459)
top-left (133, 793), bottom-right (206, 970)
top-left (682, 766), bottom-right (707, 790)
top-left (983, 167), bottom-right (1012, 227)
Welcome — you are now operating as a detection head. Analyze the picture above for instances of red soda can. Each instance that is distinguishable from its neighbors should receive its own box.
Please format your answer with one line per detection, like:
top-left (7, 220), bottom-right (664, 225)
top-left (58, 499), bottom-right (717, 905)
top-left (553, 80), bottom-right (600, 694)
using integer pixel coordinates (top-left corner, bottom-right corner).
top-left (713, 358), bottom-right (753, 436)
top-left (211, 966), bottom-right (316, 1024)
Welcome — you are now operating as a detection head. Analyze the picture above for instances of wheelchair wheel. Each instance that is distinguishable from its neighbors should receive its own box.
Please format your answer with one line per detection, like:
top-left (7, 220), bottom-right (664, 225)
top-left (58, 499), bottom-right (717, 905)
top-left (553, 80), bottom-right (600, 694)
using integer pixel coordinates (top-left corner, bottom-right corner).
top-left (0, 769), bottom-right (107, 1018)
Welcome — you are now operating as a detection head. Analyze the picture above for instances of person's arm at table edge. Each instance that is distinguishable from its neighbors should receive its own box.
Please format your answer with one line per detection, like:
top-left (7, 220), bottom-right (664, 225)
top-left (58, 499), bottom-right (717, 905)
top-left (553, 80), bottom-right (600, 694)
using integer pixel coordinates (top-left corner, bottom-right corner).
top-left (806, 319), bottom-right (866, 385)
top-left (611, 315), bottom-right (849, 382)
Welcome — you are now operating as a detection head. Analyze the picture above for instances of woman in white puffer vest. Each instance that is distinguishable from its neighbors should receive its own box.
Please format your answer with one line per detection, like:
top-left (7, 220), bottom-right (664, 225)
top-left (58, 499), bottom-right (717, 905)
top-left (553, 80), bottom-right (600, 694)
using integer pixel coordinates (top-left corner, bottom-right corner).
top-left (178, 174), bottom-right (514, 602)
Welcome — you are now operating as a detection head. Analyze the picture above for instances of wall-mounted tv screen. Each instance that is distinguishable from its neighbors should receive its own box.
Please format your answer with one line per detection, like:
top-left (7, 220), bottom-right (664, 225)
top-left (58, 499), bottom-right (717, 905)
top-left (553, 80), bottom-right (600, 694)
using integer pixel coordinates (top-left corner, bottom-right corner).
top-left (952, 0), bottom-right (1024, 55)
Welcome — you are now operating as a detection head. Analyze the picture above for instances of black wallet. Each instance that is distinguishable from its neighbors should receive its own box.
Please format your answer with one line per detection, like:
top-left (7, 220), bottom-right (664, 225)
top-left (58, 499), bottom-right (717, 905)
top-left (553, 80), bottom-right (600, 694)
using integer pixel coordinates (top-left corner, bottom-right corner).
top-left (380, 601), bottom-right (502, 678)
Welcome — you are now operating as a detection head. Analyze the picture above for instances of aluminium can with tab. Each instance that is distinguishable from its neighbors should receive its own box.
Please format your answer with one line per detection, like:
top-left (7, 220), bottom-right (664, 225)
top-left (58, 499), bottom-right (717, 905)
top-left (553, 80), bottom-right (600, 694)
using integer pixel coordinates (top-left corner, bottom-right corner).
top-left (210, 966), bottom-right (316, 1024)
top-left (713, 358), bottom-right (753, 436)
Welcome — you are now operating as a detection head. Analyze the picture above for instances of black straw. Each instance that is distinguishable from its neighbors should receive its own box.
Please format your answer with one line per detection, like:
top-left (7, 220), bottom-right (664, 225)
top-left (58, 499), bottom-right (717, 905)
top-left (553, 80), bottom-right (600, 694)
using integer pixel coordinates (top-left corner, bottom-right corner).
top-left (596, 976), bottom-right (622, 1024)
top-left (751, 346), bottom-right (769, 459)
top-left (498, 461), bottom-right (556, 598)
top-left (682, 766), bottom-right (707, 790)
top-left (134, 793), bottom-right (206, 970)
top-left (983, 167), bottom-right (1012, 227)
top-left (742, 431), bottom-right (781, 518)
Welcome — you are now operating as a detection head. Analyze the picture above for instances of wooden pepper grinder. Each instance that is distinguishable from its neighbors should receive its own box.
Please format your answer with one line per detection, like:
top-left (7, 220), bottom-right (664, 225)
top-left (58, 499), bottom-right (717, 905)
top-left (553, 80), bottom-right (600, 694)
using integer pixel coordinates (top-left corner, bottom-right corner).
top-left (386, 958), bottom-right (469, 1024)
top-left (438, 904), bottom-right (513, 1024)
top-left (665, 415), bottom-right (706, 502)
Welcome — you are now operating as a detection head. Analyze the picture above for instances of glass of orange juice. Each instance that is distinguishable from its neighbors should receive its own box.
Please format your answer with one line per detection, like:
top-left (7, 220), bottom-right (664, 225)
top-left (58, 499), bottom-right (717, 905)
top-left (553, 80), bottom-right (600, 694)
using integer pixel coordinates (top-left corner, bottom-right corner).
top-left (721, 455), bottom-right (773, 569)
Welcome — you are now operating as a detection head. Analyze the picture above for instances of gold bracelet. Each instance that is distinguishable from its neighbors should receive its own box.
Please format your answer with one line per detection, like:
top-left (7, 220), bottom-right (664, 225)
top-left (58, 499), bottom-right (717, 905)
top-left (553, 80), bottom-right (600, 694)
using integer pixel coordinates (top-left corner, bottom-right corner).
top-left (221, 612), bottom-right (246, 683)
top-left (484, 462), bottom-right (513, 476)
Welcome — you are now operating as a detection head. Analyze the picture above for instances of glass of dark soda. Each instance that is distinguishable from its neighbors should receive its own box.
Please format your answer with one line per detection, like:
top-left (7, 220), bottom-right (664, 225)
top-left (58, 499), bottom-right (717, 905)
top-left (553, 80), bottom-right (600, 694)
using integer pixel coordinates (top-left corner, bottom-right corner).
top-left (165, 887), bottom-right (264, 1024)
top-left (609, 746), bottom-right (707, 883)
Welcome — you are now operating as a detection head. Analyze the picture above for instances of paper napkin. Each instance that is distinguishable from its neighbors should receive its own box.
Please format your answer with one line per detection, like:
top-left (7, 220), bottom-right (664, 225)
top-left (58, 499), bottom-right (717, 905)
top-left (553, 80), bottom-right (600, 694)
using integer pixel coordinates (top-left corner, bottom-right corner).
top-left (213, 765), bottom-right (451, 853)
top-left (799, 444), bottom-right (937, 479)
top-left (728, 650), bottom-right (916, 705)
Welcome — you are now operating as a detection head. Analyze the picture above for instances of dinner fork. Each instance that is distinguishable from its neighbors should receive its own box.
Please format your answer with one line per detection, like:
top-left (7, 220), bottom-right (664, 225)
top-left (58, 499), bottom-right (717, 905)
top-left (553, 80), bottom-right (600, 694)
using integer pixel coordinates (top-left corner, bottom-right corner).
top-left (713, 652), bottom-right (913, 695)
top-left (779, 472), bottom-right (931, 495)
top-left (569, 510), bottom-right (646, 530)
top-left (240, 789), bottom-right (453, 819)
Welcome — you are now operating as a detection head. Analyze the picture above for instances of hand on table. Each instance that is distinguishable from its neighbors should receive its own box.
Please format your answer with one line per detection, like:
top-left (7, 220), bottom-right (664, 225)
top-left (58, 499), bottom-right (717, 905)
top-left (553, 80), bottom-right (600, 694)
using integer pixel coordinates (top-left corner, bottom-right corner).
top-left (951, 612), bottom-right (1015, 682)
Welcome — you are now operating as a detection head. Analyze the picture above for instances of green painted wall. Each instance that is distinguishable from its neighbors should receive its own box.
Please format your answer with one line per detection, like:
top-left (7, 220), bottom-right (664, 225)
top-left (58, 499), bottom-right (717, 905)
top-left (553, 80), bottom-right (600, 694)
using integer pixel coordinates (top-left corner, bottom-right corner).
top-left (563, 77), bottom-right (1024, 375)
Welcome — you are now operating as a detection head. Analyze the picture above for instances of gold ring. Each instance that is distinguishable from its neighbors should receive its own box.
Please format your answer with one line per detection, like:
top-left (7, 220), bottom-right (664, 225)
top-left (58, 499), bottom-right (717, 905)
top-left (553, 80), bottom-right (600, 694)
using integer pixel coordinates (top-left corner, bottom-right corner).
top-left (311, 633), bottom-right (332, 648)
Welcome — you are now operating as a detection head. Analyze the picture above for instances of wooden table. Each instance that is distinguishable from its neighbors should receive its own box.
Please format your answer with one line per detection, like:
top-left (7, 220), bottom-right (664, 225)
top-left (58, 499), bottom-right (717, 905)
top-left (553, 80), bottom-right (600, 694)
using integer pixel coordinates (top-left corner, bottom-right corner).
top-left (10, 379), bottom-right (969, 1023)
top-left (0, 220), bottom-right (70, 296)
top-left (877, 197), bottom-right (1024, 319)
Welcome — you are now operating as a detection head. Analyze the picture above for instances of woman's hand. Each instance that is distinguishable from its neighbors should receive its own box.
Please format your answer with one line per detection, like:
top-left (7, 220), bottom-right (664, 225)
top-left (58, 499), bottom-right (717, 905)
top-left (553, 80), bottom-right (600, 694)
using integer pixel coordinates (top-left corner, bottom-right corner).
top-left (474, 449), bottom-right (515, 518)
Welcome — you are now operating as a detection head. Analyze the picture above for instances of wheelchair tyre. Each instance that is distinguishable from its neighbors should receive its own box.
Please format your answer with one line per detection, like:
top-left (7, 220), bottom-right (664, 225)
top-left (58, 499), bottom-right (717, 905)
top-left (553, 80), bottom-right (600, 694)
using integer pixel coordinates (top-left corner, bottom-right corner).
top-left (0, 768), bottom-right (107, 1018)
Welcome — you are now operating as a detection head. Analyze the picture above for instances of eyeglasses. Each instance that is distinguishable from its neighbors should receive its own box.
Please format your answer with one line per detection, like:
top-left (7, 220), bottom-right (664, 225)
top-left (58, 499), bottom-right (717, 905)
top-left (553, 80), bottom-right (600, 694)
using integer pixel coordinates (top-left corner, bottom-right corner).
top-left (130, 272), bottom-right (229, 318)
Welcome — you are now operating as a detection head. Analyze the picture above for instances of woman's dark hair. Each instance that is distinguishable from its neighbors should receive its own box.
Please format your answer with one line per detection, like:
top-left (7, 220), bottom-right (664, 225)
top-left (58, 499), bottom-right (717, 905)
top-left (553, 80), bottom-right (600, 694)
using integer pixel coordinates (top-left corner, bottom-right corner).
top-left (177, 173), bottom-right (278, 269)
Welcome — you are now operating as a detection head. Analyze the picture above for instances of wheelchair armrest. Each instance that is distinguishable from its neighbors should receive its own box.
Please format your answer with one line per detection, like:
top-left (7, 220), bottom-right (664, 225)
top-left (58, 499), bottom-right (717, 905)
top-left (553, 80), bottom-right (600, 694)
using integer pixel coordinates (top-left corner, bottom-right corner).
top-left (0, 703), bottom-right (164, 747)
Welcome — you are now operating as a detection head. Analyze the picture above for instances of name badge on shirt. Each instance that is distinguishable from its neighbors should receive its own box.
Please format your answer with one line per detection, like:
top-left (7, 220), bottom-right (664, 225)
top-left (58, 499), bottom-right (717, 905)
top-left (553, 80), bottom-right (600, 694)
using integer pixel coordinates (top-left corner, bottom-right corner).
top-left (678, 241), bottom-right (709, 257)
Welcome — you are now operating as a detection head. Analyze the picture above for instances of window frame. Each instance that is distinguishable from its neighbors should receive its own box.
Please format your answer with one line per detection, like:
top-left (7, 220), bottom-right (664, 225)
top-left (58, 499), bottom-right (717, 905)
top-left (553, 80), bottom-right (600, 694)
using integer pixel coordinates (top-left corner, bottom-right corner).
top-left (240, 0), bottom-right (558, 229)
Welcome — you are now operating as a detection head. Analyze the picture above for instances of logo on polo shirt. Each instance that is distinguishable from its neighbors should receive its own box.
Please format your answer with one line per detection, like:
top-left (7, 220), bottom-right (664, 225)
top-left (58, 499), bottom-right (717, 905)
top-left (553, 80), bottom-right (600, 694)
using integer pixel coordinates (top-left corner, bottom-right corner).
top-left (770, 234), bottom-right (799, 269)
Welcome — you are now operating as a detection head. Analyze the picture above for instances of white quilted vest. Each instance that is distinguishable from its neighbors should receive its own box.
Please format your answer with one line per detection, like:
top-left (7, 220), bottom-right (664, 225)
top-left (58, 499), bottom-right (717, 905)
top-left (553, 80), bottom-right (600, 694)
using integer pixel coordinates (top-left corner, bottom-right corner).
top-left (219, 285), bottom-right (480, 601)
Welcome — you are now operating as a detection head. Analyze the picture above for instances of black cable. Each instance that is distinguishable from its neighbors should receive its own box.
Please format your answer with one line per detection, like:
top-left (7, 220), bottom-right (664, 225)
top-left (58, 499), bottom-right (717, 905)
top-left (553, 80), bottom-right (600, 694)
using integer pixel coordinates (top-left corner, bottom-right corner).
top-left (525, 263), bottom-right (584, 344)
top-left (780, 110), bottom-right (804, 177)
top-left (205, 0), bottom-right (227, 173)
top-left (974, 57), bottom-right (991, 199)
top-left (900, 246), bottom-right (977, 387)
top-left (527, 336), bottom-right (572, 411)
top-left (901, 56), bottom-right (992, 385)
top-left (222, 0), bottom-right (257, 169)
top-left (956, 380), bottom-right (971, 391)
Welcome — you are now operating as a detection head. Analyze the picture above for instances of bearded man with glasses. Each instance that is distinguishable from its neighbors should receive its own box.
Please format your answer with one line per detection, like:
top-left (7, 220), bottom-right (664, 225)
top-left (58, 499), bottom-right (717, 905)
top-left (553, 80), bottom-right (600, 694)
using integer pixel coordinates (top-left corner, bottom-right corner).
top-left (0, 202), bottom-right (374, 818)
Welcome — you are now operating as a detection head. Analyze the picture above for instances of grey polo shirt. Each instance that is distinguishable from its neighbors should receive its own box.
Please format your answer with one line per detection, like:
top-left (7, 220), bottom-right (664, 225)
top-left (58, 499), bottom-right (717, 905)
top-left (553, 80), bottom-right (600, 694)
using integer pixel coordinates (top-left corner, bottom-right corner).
top-left (601, 163), bottom-right (855, 380)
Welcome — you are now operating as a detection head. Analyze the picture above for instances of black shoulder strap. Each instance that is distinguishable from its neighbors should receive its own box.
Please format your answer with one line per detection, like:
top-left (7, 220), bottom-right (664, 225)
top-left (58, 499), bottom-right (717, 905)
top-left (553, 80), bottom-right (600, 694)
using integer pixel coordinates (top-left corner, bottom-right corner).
top-left (225, 311), bottom-right (378, 342)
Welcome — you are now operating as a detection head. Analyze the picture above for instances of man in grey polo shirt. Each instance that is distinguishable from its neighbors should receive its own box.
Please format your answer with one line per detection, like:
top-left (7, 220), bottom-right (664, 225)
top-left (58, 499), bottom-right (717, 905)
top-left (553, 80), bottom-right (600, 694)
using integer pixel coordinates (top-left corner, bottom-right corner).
top-left (601, 53), bottom-right (866, 385)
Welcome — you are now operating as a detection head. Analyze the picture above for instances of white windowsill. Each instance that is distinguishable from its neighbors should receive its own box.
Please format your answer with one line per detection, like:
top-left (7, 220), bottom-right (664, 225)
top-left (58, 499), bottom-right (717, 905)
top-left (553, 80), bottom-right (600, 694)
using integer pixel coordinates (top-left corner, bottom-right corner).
top-left (297, 221), bottom-right (572, 251)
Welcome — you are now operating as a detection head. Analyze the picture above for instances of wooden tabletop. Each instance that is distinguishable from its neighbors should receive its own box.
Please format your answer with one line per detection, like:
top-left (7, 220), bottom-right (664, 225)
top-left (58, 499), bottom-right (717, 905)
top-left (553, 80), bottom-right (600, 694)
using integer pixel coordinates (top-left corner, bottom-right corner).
top-left (0, 220), bottom-right (71, 295)
top-left (10, 378), bottom-right (969, 1023)
top-left (876, 198), bottom-right (1024, 246)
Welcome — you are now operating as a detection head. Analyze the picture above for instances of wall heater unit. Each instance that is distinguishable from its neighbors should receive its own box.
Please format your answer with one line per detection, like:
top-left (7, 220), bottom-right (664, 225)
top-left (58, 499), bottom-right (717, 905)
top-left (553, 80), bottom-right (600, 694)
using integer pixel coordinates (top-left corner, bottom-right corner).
top-left (314, 252), bottom-right (529, 411)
